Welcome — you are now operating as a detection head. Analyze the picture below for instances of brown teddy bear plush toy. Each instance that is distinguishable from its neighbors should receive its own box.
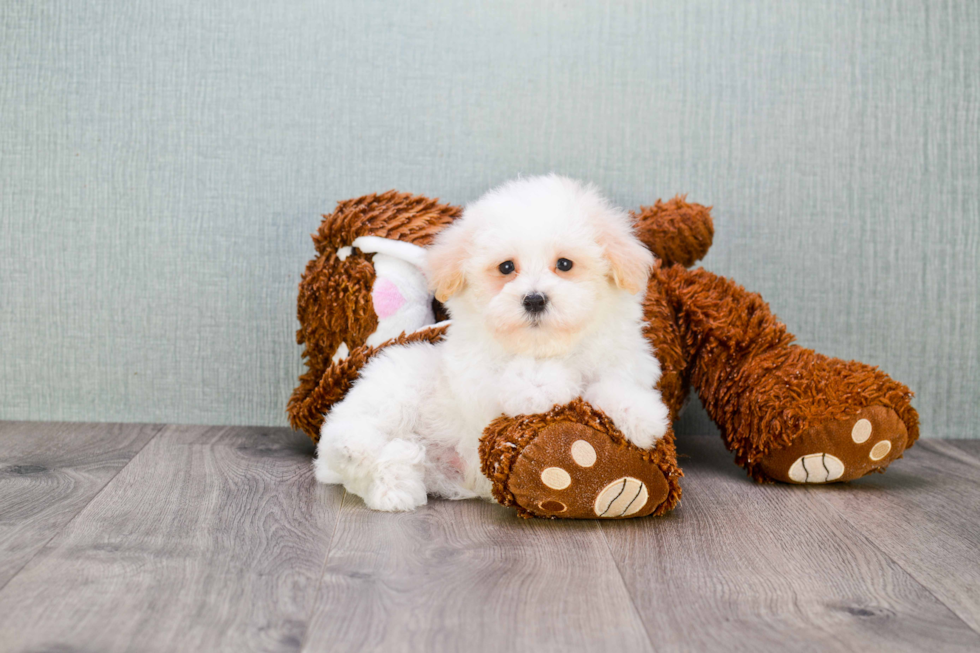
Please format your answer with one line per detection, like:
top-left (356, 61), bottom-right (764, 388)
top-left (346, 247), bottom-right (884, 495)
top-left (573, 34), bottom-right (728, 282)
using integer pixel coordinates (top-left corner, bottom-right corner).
top-left (288, 191), bottom-right (918, 519)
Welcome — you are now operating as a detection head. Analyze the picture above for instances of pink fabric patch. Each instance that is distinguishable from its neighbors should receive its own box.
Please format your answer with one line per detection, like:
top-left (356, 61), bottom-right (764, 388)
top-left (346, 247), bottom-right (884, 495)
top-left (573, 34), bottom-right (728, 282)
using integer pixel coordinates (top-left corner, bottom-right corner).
top-left (372, 278), bottom-right (405, 318)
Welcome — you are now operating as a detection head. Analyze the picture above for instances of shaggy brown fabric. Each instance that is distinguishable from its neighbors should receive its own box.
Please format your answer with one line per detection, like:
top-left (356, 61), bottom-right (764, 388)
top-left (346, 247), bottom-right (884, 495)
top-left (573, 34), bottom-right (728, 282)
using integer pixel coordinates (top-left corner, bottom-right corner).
top-left (287, 191), bottom-right (460, 439)
top-left (654, 264), bottom-right (920, 482)
top-left (311, 190), bottom-right (462, 253)
top-left (633, 195), bottom-right (714, 268)
top-left (480, 399), bottom-right (683, 519)
top-left (641, 261), bottom-right (690, 420)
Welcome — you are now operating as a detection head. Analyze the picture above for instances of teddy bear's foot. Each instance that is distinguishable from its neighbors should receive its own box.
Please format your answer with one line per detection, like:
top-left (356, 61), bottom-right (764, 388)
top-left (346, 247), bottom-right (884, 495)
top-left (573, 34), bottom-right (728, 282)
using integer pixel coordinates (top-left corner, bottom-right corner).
top-left (758, 405), bottom-right (909, 484)
top-left (486, 422), bottom-right (670, 518)
top-left (480, 400), bottom-right (682, 519)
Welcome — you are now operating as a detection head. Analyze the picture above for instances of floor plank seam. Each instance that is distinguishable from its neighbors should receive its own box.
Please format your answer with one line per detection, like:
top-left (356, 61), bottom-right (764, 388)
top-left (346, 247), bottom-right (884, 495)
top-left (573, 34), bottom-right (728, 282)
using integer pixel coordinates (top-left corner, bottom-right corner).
top-left (597, 523), bottom-right (658, 653)
top-left (0, 423), bottom-right (167, 595)
top-left (297, 488), bottom-right (349, 653)
top-left (807, 486), bottom-right (980, 640)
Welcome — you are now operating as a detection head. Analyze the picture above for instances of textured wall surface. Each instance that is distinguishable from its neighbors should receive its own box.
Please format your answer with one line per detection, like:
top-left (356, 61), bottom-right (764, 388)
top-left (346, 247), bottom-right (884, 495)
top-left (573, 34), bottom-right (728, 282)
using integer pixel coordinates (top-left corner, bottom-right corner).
top-left (1, 0), bottom-right (978, 437)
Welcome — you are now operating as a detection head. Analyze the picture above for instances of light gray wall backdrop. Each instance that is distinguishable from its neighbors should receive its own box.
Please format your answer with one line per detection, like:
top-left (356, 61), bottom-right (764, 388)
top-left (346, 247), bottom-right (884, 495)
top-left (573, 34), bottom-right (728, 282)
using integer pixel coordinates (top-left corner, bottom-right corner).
top-left (2, 0), bottom-right (978, 437)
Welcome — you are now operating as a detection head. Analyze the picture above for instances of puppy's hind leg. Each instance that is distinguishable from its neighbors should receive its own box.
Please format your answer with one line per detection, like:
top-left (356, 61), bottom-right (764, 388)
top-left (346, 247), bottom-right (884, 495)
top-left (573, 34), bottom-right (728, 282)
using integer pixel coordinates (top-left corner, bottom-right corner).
top-left (365, 438), bottom-right (428, 511)
top-left (318, 418), bottom-right (428, 512)
top-left (316, 343), bottom-right (438, 511)
top-left (313, 439), bottom-right (344, 484)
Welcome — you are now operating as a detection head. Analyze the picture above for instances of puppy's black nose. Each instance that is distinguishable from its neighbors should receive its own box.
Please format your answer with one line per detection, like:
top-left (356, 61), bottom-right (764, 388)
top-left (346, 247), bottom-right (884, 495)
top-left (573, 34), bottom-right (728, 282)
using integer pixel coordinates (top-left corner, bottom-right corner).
top-left (523, 292), bottom-right (548, 314)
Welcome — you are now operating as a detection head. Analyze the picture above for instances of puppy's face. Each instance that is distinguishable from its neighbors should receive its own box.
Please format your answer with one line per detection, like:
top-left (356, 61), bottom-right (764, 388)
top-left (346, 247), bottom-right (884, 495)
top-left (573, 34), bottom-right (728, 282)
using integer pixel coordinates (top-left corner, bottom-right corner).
top-left (427, 176), bottom-right (653, 357)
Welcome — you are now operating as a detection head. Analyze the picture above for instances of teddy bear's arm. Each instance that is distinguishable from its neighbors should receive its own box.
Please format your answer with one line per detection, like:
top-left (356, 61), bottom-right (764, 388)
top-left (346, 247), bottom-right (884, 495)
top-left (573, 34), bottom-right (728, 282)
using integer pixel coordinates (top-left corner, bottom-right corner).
top-left (632, 196), bottom-right (714, 268)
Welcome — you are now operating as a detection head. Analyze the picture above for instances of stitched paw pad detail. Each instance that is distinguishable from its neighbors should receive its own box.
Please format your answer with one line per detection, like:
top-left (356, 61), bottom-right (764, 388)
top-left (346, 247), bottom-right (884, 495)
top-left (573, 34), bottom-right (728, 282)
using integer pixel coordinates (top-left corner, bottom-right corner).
top-left (594, 477), bottom-right (649, 517)
top-left (760, 405), bottom-right (909, 484)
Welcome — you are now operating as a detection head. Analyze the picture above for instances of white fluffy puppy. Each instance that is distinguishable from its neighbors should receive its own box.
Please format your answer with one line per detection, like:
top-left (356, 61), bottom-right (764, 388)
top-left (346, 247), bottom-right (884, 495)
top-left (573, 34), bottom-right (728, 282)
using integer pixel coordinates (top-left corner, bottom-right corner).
top-left (315, 175), bottom-right (670, 511)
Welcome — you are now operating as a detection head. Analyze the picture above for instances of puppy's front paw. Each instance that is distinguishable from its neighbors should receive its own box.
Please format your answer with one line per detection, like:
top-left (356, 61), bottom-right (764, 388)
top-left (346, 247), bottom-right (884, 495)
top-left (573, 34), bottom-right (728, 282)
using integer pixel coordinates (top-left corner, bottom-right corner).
top-left (585, 383), bottom-right (669, 449)
top-left (363, 439), bottom-right (428, 512)
top-left (498, 358), bottom-right (582, 416)
top-left (499, 388), bottom-right (554, 417)
top-left (614, 400), bottom-right (670, 449)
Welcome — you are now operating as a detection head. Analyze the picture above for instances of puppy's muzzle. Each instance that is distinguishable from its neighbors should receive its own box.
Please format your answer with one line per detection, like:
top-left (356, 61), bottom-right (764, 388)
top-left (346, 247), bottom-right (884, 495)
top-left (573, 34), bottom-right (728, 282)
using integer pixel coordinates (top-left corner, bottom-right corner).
top-left (522, 292), bottom-right (548, 315)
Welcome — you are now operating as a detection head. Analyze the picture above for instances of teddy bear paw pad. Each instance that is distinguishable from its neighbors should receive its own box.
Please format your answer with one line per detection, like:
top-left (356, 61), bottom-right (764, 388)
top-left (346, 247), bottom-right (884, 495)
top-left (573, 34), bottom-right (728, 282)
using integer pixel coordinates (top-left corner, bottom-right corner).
top-left (786, 453), bottom-right (845, 483)
top-left (595, 477), bottom-right (649, 517)
top-left (504, 423), bottom-right (669, 518)
top-left (760, 406), bottom-right (908, 484)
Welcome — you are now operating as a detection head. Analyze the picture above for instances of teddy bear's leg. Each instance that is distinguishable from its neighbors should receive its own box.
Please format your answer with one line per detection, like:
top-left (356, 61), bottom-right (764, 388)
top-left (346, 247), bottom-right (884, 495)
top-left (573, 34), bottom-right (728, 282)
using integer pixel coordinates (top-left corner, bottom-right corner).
top-left (657, 264), bottom-right (919, 483)
top-left (480, 400), bottom-right (683, 519)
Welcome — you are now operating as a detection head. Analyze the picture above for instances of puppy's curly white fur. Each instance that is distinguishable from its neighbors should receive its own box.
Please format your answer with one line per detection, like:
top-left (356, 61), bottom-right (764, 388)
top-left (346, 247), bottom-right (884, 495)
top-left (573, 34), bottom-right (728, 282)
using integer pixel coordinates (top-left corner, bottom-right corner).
top-left (315, 175), bottom-right (670, 511)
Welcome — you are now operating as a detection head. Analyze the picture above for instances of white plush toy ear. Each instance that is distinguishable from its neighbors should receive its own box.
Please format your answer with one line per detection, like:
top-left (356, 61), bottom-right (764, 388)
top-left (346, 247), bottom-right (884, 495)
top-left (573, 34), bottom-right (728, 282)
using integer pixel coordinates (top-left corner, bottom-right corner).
top-left (426, 221), bottom-right (472, 302)
top-left (342, 236), bottom-right (436, 348)
top-left (594, 208), bottom-right (654, 294)
top-left (347, 236), bottom-right (428, 269)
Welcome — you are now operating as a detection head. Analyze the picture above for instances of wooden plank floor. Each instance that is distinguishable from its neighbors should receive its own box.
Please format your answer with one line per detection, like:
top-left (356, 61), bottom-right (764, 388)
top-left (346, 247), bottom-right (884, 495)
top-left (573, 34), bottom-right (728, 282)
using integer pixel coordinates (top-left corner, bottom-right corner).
top-left (1, 422), bottom-right (978, 652)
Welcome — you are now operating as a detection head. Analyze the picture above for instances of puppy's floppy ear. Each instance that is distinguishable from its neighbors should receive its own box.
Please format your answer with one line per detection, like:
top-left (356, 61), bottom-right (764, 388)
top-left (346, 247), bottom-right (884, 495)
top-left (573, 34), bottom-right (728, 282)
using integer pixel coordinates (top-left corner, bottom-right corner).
top-left (594, 209), bottom-right (655, 294)
top-left (426, 220), bottom-right (472, 302)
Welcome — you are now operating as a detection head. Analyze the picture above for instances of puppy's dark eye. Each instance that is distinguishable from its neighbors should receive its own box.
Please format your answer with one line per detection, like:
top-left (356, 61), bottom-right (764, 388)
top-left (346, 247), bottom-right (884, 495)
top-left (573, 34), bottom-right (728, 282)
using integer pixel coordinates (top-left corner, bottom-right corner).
top-left (498, 260), bottom-right (515, 275)
top-left (556, 258), bottom-right (574, 272)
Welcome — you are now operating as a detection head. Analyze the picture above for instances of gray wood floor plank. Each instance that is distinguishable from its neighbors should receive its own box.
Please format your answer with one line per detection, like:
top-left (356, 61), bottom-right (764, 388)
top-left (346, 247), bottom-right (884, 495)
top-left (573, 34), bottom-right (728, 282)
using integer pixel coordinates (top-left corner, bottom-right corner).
top-left (812, 439), bottom-right (980, 634)
top-left (944, 439), bottom-right (980, 458)
top-left (3, 423), bottom-right (979, 653)
top-left (302, 493), bottom-right (653, 653)
top-left (0, 425), bottom-right (343, 653)
top-left (0, 421), bottom-right (163, 588)
top-left (600, 435), bottom-right (980, 652)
